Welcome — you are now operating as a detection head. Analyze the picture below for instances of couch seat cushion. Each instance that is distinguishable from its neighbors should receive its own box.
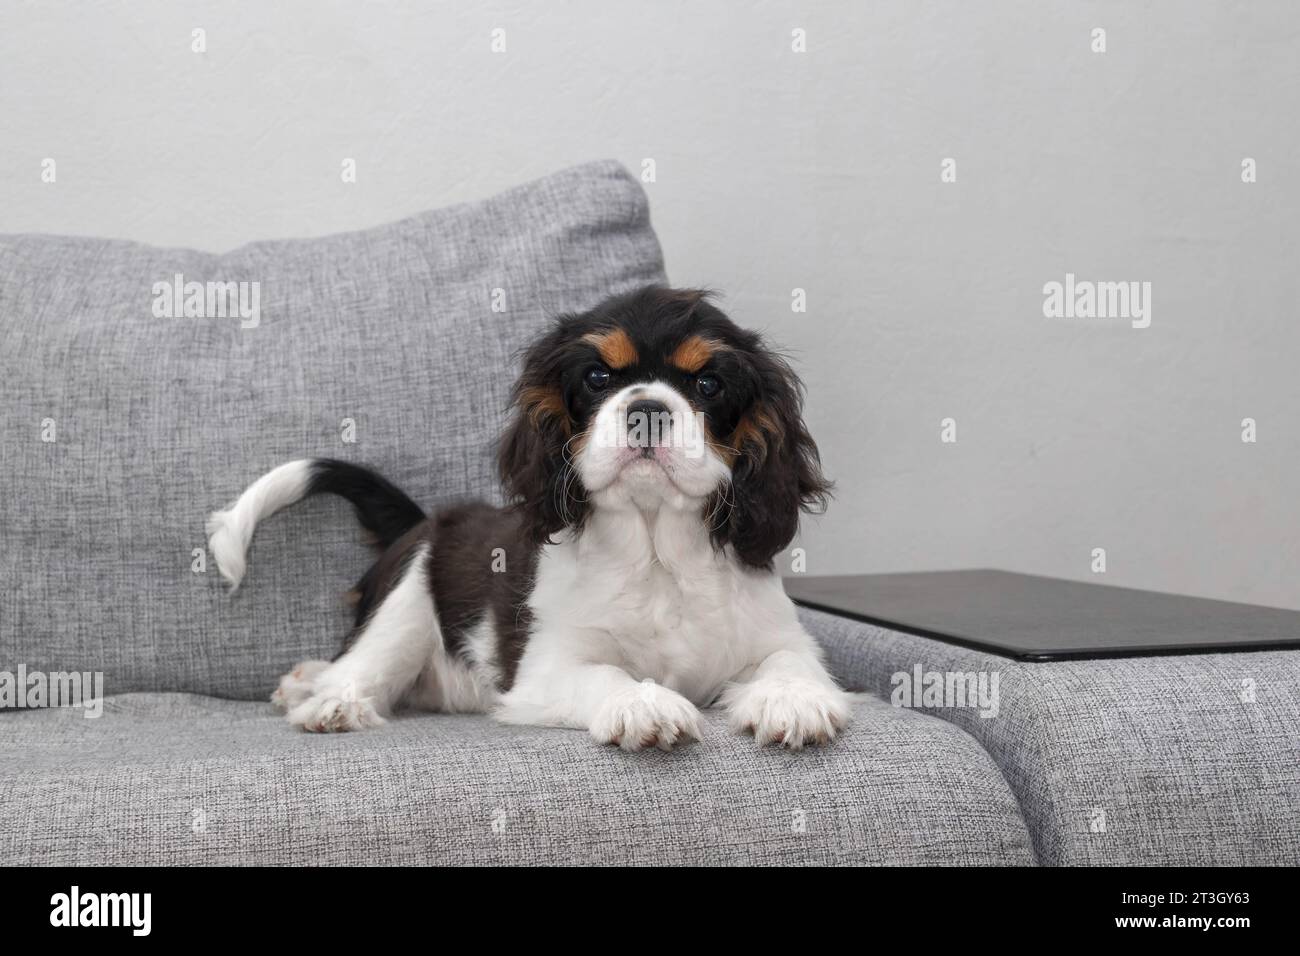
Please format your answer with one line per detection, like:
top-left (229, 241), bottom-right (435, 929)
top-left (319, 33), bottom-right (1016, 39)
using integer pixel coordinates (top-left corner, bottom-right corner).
top-left (1, 693), bottom-right (1035, 866)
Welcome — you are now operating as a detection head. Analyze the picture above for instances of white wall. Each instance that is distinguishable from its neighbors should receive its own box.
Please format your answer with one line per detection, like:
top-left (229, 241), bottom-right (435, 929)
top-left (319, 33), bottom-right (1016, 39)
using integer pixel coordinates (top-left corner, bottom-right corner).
top-left (4, 1), bottom-right (1298, 608)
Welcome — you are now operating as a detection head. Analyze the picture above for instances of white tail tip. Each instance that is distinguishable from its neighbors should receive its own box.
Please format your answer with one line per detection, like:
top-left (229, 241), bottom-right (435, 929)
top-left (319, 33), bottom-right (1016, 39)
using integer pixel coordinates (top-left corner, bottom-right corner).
top-left (205, 459), bottom-right (316, 592)
top-left (206, 508), bottom-right (249, 590)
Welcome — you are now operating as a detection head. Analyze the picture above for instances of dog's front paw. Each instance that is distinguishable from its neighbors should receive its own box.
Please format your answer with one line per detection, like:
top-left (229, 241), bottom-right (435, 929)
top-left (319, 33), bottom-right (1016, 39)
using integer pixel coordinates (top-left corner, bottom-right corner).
top-left (287, 691), bottom-right (386, 733)
top-left (590, 680), bottom-right (702, 752)
top-left (271, 660), bottom-right (330, 713)
top-left (724, 677), bottom-right (851, 749)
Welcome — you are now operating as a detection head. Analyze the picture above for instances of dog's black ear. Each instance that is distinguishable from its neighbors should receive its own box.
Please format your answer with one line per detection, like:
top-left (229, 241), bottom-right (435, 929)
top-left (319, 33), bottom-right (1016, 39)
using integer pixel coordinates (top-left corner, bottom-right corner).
top-left (498, 326), bottom-right (587, 543)
top-left (712, 350), bottom-right (831, 569)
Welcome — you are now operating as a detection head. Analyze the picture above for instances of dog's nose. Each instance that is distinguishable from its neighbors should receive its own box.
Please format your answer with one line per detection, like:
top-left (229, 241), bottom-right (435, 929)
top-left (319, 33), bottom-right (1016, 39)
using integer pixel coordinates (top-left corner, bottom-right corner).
top-left (626, 399), bottom-right (670, 445)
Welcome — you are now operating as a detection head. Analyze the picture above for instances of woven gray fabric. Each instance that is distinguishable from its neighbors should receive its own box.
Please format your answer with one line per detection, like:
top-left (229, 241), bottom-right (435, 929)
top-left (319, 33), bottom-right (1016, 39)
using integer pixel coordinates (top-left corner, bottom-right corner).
top-left (800, 606), bottom-right (1300, 866)
top-left (0, 160), bottom-right (665, 700)
top-left (0, 692), bottom-right (1034, 866)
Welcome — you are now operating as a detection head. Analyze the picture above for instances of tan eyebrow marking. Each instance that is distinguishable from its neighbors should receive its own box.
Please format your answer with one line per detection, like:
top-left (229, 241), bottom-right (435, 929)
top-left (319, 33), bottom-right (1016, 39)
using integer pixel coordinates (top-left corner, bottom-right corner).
top-left (669, 335), bottom-right (721, 373)
top-left (582, 328), bottom-right (638, 369)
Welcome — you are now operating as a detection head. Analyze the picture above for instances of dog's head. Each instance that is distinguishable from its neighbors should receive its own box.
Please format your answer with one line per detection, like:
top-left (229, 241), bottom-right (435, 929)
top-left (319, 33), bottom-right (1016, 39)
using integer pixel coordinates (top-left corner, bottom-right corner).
top-left (498, 286), bottom-right (830, 568)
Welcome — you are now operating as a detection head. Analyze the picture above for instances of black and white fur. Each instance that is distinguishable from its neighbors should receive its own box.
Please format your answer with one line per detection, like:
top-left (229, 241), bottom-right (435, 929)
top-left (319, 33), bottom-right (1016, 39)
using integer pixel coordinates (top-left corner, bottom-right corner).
top-left (207, 287), bottom-right (851, 750)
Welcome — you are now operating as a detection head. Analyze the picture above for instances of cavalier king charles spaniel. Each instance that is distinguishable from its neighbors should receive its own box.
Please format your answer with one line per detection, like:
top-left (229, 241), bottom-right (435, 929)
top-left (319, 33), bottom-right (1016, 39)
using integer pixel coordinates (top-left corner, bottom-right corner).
top-left (207, 286), bottom-right (851, 751)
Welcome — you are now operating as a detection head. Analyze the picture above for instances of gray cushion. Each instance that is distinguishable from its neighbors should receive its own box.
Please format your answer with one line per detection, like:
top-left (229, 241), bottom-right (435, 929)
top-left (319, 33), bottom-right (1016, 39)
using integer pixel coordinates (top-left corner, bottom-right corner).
top-left (0, 160), bottom-right (665, 700)
top-left (0, 692), bottom-right (1035, 866)
top-left (801, 606), bottom-right (1300, 866)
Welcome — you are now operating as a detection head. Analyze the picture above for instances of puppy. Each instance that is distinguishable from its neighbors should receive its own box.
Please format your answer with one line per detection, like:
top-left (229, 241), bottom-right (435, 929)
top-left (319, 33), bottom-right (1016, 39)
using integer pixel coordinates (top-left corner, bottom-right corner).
top-left (207, 286), bottom-right (851, 750)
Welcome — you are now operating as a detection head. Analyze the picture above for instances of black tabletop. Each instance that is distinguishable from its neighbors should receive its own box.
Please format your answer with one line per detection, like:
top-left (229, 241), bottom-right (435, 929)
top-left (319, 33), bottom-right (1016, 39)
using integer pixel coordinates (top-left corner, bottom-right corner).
top-left (783, 569), bottom-right (1300, 660)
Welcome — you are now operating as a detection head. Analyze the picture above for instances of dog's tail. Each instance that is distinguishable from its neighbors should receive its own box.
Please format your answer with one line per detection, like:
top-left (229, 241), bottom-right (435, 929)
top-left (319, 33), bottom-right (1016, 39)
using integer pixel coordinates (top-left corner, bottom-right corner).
top-left (205, 458), bottom-right (426, 591)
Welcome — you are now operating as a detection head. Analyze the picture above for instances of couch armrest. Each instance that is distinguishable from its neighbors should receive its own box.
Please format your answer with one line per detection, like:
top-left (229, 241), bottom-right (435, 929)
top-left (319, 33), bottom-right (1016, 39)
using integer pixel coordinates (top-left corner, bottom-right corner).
top-left (797, 604), bottom-right (903, 692)
top-left (797, 603), bottom-right (1300, 866)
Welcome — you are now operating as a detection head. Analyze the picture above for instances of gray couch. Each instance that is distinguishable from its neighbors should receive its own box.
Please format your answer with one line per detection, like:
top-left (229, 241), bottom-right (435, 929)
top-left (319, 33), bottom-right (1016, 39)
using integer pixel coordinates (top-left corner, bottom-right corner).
top-left (2, 162), bottom-right (1294, 865)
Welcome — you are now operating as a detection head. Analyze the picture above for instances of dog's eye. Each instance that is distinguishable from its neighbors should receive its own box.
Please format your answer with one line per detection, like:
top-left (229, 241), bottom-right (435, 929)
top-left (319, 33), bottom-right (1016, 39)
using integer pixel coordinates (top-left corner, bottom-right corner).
top-left (695, 373), bottom-right (722, 399)
top-left (584, 366), bottom-right (611, 391)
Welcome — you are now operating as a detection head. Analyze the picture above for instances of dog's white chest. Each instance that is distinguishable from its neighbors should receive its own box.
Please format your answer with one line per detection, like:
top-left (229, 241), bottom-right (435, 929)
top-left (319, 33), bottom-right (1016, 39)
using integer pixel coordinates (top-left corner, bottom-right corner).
top-left (529, 533), bottom-right (743, 705)
top-left (608, 562), bottom-right (733, 691)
